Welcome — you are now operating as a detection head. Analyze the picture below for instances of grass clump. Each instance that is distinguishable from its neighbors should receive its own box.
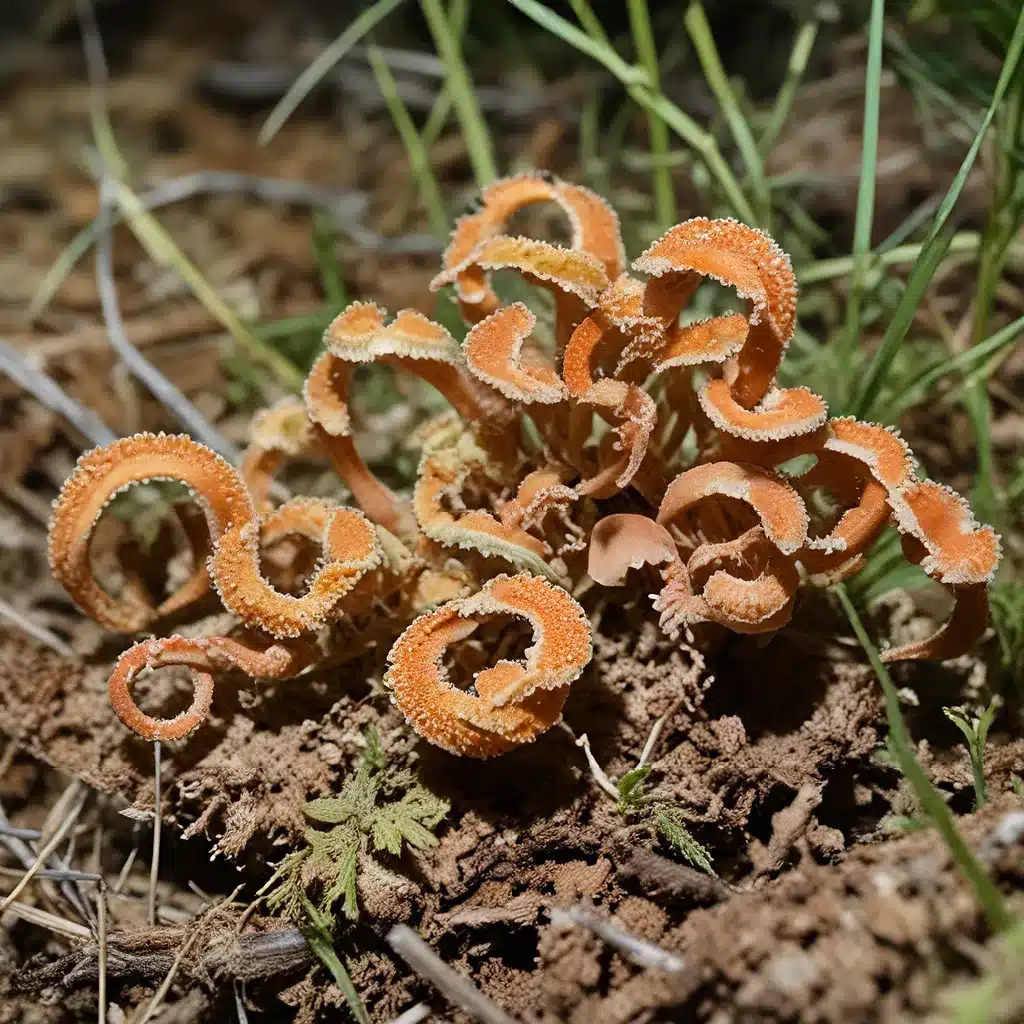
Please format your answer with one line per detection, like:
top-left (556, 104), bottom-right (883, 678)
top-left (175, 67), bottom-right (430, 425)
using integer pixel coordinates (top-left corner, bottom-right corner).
top-left (267, 728), bottom-right (449, 926)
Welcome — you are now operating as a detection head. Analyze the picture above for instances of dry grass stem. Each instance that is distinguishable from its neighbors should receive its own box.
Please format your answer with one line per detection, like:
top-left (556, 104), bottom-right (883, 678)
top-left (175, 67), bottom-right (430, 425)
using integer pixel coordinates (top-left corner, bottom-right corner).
top-left (387, 924), bottom-right (519, 1024)
top-left (389, 1003), bottom-right (432, 1024)
top-left (550, 905), bottom-right (686, 973)
top-left (0, 781), bottom-right (88, 911)
top-left (0, 342), bottom-right (117, 447)
top-left (98, 880), bottom-right (108, 1024)
top-left (131, 929), bottom-right (201, 1024)
top-left (0, 597), bottom-right (76, 659)
top-left (148, 740), bottom-right (161, 926)
top-left (1, 900), bottom-right (93, 941)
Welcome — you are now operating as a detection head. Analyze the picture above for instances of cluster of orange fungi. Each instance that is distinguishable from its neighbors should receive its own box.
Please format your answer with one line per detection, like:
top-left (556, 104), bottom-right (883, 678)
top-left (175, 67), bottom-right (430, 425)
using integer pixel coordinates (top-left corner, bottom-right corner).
top-left (48, 173), bottom-right (1000, 758)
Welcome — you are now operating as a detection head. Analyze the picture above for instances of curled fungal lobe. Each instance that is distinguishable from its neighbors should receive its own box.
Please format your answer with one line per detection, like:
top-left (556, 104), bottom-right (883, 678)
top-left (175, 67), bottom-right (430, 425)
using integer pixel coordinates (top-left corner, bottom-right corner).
top-left (385, 573), bottom-right (592, 758)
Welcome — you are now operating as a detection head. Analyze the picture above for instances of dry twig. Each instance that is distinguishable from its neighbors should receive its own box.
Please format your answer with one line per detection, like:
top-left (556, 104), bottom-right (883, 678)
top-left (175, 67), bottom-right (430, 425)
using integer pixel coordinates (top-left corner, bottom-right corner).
top-left (387, 924), bottom-right (518, 1024)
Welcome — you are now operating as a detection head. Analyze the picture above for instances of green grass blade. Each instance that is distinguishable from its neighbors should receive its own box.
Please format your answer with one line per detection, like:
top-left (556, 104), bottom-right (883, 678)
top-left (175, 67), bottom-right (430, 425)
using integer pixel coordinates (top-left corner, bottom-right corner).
top-left (892, 311), bottom-right (1024, 412)
top-left (837, 0), bottom-right (885, 403)
top-left (311, 212), bottom-right (348, 308)
top-left (759, 19), bottom-right (819, 155)
top-left (509, 0), bottom-right (647, 85)
top-left (299, 897), bottom-right (370, 1023)
top-left (420, 0), bottom-right (497, 186)
top-left (419, 0), bottom-right (470, 151)
top-left (797, 231), bottom-right (987, 285)
top-left (568, 0), bottom-right (610, 44)
top-left (851, 3), bottom-right (1024, 419)
top-left (114, 182), bottom-right (305, 391)
top-left (627, 0), bottom-right (676, 229)
top-left (25, 223), bottom-right (102, 322)
top-left (834, 585), bottom-right (1011, 934)
top-left (507, 0), bottom-right (756, 223)
top-left (684, 2), bottom-right (769, 223)
top-left (259, 0), bottom-right (407, 145)
top-left (367, 44), bottom-right (449, 237)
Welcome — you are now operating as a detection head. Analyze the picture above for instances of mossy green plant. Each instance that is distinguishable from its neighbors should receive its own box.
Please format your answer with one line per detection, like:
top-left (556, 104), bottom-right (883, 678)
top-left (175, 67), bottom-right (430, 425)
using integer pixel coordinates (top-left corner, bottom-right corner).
top-left (267, 729), bottom-right (449, 927)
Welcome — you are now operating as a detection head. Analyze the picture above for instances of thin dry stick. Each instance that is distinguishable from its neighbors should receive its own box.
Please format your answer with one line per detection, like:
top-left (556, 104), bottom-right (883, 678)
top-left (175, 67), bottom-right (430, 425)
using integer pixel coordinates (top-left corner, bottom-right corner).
top-left (0, 798), bottom-right (92, 925)
top-left (234, 980), bottom-right (249, 1024)
top-left (637, 692), bottom-right (689, 769)
top-left (390, 1004), bottom-right (432, 1024)
top-left (113, 836), bottom-right (139, 895)
top-left (0, 782), bottom-right (88, 912)
top-left (387, 925), bottom-right (518, 1024)
top-left (1, 900), bottom-right (92, 940)
top-left (549, 905), bottom-right (686, 973)
top-left (0, 596), bottom-right (76, 658)
top-left (570, 731), bottom-right (619, 801)
top-left (0, 341), bottom-right (117, 447)
top-left (148, 740), bottom-right (162, 926)
top-left (0, 866), bottom-right (101, 883)
top-left (0, 824), bottom-right (42, 841)
top-left (28, 170), bottom-right (434, 322)
top-left (95, 182), bottom-right (241, 462)
top-left (98, 880), bottom-right (108, 1024)
top-left (132, 929), bottom-right (201, 1024)
top-left (79, 0), bottom-right (255, 454)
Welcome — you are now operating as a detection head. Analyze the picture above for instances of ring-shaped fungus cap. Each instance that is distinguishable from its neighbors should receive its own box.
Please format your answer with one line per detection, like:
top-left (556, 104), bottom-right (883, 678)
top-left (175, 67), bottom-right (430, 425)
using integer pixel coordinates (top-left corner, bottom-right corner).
top-left (48, 433), bottom-right (254, 632)
top-left (109, 634), bottom-right (314, 741)
top-left (385, 573), bottom-right (592, 757)
top-left (211, 499), bottom-right (383, 638)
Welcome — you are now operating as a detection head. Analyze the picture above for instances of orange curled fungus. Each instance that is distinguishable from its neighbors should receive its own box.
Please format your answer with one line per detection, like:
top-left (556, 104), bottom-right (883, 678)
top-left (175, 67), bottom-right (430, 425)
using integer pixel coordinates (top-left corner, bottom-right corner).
top-left (385, 574), bottom-right (591, 757)
top-left (48, 172), bottom-right (1001, 757)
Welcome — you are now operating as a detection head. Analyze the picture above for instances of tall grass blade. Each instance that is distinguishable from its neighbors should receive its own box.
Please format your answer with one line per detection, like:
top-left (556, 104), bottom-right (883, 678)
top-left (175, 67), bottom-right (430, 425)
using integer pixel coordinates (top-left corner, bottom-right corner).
top-left (759, 20), bottom-right (819, 155)
top-left (852, 4), bottom-right (1024, 419)
top-left (420, 0), bottom-right (497, 186)
top-left (508, 0), bottom-right (756, 223)
top-left (834, 584), bottom-right (1011, 934)
top-left (419, 0), bottom-right (470, 151)
top-left (368, 45), bottom-right (449, 237)
top-left (838, 0), bottom-right (885, 405)
top-left (684, 2), bottom-right (769, 223)
top-left (628, 0), bottom-right (676, 228)
top-left (113, 182), bottom-right (305, 392)
top-left (260, 0), bottom-right (407, 145)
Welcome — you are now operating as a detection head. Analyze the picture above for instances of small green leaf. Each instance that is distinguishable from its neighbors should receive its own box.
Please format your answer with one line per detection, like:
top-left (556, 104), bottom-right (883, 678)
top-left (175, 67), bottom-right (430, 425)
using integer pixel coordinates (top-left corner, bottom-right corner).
top-left (656, 810), bottom-right (715, 875)
top-left (303, 797), bottom-right (353, 825)
top-left (616, 765), bottom-right (651, 813)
